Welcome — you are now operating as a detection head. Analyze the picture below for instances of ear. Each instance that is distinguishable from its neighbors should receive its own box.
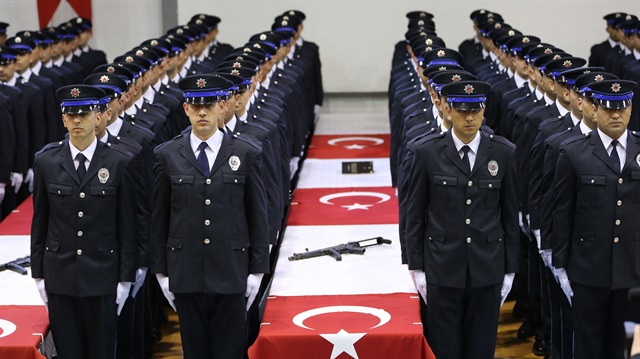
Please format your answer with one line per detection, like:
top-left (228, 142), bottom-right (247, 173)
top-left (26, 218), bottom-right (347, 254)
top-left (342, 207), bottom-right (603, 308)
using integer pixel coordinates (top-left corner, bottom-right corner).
top-left (563, 86), bottom-right (570, 102)
top-left (444, 101), bottom-right (453, 120)
top-left (577, 96), bottom-right (583, 112)
top-left (183, 102), bottom-right (189, 116)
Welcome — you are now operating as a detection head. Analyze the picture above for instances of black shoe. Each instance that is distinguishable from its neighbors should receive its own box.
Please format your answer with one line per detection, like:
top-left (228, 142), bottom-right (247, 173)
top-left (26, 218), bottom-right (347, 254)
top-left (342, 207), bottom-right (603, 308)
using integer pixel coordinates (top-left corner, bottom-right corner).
top-left (532, 339), bottom-right (550, 356)
top-left (517, 320), bottom-right (535, 339)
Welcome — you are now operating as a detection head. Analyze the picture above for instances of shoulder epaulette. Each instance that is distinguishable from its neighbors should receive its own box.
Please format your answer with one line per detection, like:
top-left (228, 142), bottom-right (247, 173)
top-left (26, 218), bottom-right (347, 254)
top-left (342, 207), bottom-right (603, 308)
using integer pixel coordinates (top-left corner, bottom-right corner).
top-left (631, 130), bottom-right (640, 139)
top-left (561, 132), bottom-right (590, 147)
top-left (105, 142), bottom-right (134, 158)
top-left (487, 134), bottom-right (516, 150)
top-left (231, 132), bottom-right (261, 151)
top-left (35, 140), bottom-right (64, 156)
top-left (155, 134), bottom-right (183, 152)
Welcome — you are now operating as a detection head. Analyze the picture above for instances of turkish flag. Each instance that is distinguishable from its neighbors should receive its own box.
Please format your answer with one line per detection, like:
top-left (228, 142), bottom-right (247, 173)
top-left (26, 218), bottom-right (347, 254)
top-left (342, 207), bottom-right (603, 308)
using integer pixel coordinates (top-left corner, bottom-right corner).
top-left (0, 197), bottom-right (33, 236)
top-left (288, 187), bottom-right (398, 225)
top-left (37, 0), bottom-right (92, 28)
top-left (0, 305), bottom-right (48, 359)
top-left (306, 134), bottom-right (391, 159)
top-left (248, 293), bottom-right (433, 359)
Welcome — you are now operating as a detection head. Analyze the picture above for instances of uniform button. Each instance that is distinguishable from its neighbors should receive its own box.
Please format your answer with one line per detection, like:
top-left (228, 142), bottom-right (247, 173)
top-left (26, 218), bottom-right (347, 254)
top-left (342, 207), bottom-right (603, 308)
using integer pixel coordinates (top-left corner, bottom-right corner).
top-left (442, 180), bottom-right (447, 185)
top-left (614, 237), bottom-right (620, 243)
top-left (466, 237), bottom-right (471, 243)
top-left (77, 249), bottom-right (83, 255)
top-left (591, 179), bottom-right (595, 184)
top-left (77, 231), bottom-right (83, 237)
top-left (465, 219), bottom-right (471, 225)
top-left (466, 199), bottom-right (472, 205)
top-left (205, 199), bottom-right (211, 205)
top-left (617, 200), bottom-right (622, 206)
top-left (57, 190), bottom-right (61, 195)
top-left (468, 181), bottom-right (473, 187)
top-left (204, 239), bottom-right (210, 244)
top-left (204, 220), bottom-right (210, 226)
top-left (79, 192), bottom-right (85, 198)
top-left (618, 178), bottom-right (624, 184)
top-left (615, 219), bottom-right (621, 225)
top-left (488, 183), bottom-right (493, 188)
top-left (234, 179), bottom-right (238, 184)
top-left (206, 179), bottom-right (212, 185)
top-left (78, 211), bottom-right (84, 218)
top-left (580, 238), bottom-right (584, 242)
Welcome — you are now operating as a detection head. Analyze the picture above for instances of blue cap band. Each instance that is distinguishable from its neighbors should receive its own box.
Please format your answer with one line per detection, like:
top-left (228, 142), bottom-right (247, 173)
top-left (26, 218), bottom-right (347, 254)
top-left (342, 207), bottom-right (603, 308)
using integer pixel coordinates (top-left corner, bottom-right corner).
top-left (428, 60), bottom-right (459, 66)
top-left (592, 92), bottom-right (634, 101)
top-left (446, 96), bottom-right (487, 103)
top-left (0, 54), bottom-right (16, 60)
top-left (9, 44), bottom-right (32, 52)
top-left (99, 97), bottom-right (111, 105)
top-left (95, 84), bottom-right (123, 96)
top-left (60, 99), bottom-right (101, 107)
top-left (184, 90), bottom-right (228, 98)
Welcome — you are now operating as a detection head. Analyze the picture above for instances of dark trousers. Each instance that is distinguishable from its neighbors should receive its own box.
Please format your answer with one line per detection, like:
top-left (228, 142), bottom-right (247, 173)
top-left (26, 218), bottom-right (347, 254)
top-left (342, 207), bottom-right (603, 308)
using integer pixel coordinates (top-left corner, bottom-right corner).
top-left (426, 281), bottom-right (501, 359)
top-left (547, 267), bottom-right (573, 359)
top-left (174, 292), bottom-right (246, 359)
top-left (572, 283), bottom-right (640, 359)
top-left (48, 293), bottom-right (117, 359)
top-left (117, 279), bottom-right (151, 359)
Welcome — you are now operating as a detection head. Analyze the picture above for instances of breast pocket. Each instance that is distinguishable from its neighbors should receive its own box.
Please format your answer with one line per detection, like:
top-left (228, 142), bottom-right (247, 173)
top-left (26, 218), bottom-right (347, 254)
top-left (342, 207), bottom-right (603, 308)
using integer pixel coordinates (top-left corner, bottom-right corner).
top-left (479, 178), bottom-right (502, 207)
top-left (431, 174), bottom-right (457, 207)
top-left (48, 182), bottom-right (72, 212)
top-left (580, 175), bottom-right (606, 205)
top-left (171, 174), bottom-right (194, 206)
top-left (223, 173), bottom-right (246, 207)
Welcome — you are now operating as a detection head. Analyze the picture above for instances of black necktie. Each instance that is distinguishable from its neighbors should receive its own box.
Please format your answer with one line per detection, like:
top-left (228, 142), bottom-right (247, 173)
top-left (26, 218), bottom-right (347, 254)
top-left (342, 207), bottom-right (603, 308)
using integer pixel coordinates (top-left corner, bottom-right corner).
top-left (461, 145), bottom-right (471, 173)
top-left (76, 153), bottom-right (87, 182)
top-left (17, 76), bottom-right (24, 84)
top-left (610, 140), bottom-right (621, 173)
top-left (197, 142), bottom-right (210, 176)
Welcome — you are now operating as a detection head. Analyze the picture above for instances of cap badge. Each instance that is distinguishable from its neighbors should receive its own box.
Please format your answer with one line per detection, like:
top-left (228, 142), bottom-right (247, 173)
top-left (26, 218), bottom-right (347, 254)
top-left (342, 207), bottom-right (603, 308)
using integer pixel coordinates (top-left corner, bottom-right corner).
top-left (626, 15), bottom-right (632, 20)
top-left (480, 10), bottom-right (486, 14)
top-left (259, 34), bottom-right (267, 40)
top-left (177, 29), bottom-right (184, 34)
top-left (425, 38), bottom-right (433, 45)
top-left (439, 66), bottom-right (447, 71)
top-left (24, 31), bottom-right (31, 37)
top-left (100, 75), bottom-right (109, 83)
top-left (420, 12), bottom-right (427, 18)
top-left (425, 46), bottom-right (433, 52)
top-left (488, 160), bottom-right (499, 176)
top-left (452, 74), bottom-right (462, 82)
top-left (70, 88), bottom-right (81, 98)
top-left (583, 70), bottom-right (591, 74)
top-left (464, 84), bottom-right (475, 94)
top-left (107, 66), bottom-right (115, 73)
top-left (419, 32), bottom-right (427, 36)
top-left (616, 13), bottom-right (622, 18)
top-left (196, 19), bottom-right (203, 25)
top-left (594, 74), bottom-right (605, 82)
top-left (229, 155), bottom-right (241, 171)
top-left (418, 20), bottom-right (424, 26)
top-left (136, 50), bottom-right (144, 56)
top-left (508, 30), bottom-right (515, 36)
top-left (235, 56), bottom-right (244, 61)
top-left (76, 18), bottom-right (82, 24)
top-left (611, 83), bottom-right (621, 92)
top-left (199, 14), bottom-right (206, 19)
top-left (437, 50), bottom-right (446, 57)
top-left (544, 48), bottom-right (553, 54)
top-left (98, 168), bottom-right (110, 184)
top-left (522, 37), bottom-right (530, 44)
top-left (488, 13), bottom-right (494, 18)
top-left (495, 23), bottom-right (502, 29)
top-left (283, 15), bottom-right (290, 20)
top-left (196, 78), bottom-right (206, 88)
top-left (282, 20), bottom-right (288, 26)
top-left (231, 69), bottom-right (240, 76)
top-left (151, 40), bottom-right (158, 46)
top-left (233, 62), bottom-right (241, 68)
top-left (553, 54), bottom-right (561, 60)
top-left (15, 37), bottom-right (22, 43)
top-left (563, 60), bottom-right (572, 68)
top-left (253, 43), bottom-right (261, 49)
top-left (289, 10), bottom-right (295, 15)
top-left (243, 47), bottom-right (251, 52)
top-left (125, 56), bottom-right (134, 63)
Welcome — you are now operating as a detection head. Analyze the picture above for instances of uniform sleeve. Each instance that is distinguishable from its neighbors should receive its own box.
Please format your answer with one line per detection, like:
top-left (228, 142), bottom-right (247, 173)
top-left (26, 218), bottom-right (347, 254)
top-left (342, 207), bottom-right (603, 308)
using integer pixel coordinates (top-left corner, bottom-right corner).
top-left (117, 157), bottom-right (139, 282)
top-left (501, 147), bottom-right (520, 273)
top-left (551, 148), bottom-right (577, 269)
top-left (245, 148), bottom-right (270, 274)
top-left (30, 156), bottom-right (48, 279)
top-left (150, 149), bottom-right (171, 275)
top-left (404, 144), bottom-right (429, 271)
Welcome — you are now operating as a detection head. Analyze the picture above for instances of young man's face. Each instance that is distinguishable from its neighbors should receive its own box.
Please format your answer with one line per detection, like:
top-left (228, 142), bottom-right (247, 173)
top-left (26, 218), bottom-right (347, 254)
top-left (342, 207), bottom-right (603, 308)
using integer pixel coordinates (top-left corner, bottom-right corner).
top-left (63, 110), bottom-right (101, 143)
top-left (184, 100), bottom-right (226, 140)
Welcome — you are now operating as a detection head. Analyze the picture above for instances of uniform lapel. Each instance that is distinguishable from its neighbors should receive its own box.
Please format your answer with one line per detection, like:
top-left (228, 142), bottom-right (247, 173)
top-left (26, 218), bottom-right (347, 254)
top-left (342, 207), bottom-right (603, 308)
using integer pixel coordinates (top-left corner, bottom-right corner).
top-left (443, 131), bottom-right (469, 174)
top-left (590, 133), bottom-right (619, 173)
top-left (211, 133), bottom-right (232, 175)
top-left (179, 134), bottom-right (203, 174)
top-left (470, 134), bottom-right (493, 177)
top-left (59, 142), bottom-right (81, 185)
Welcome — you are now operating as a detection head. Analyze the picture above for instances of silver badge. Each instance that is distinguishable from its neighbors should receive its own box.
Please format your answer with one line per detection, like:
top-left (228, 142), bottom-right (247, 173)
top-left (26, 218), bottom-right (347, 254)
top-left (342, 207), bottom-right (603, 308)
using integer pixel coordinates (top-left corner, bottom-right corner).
top-left (229, 156), bottom-right (241, 171)
top-left (636, 154), bottom-right (640, 167)
top-left (98, 168), bottom-right (110, 183)
top-left (488, 160), bottom-right (499, 176)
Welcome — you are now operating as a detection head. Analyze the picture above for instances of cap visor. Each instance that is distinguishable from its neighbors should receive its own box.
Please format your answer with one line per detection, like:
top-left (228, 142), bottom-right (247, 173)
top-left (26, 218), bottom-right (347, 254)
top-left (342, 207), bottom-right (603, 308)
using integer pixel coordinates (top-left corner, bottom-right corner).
top-left (597, 99), bottom-right (632, 109)
top-left (451, 101), bottom-right (485, 112)
top-left (185, 96), bottom-right (220, 105)
top-left (62, 105), bottom-right (97, 114)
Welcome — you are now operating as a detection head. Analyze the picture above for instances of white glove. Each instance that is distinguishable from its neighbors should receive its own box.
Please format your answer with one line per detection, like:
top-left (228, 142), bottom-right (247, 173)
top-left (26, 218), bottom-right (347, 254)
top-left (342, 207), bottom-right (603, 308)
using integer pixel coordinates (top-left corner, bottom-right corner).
top-left (289, 157), bottom-right (300, 179)
top-left (518, 212), bottom-right (525, 232)
top-left (24, 169), bottom-right (34, 193)
top-left (156, 273), bottom-right (177, 312)
top-left (555, 268), bottom-right (573, 305)
top-left (0, 186), bottom-right (4, 204)
top-left (131, 267), bottom-right (148, 298)
top-left (540, 249), bottom-right (553, 268)
top-left (116, 282), bottom-right (132, 316)
top-left (245, 273), bottom-right (264, 311)
top-left (532, 229), bottom-right (541, 250)
top-left (409, 270), bottom-right (427, 304)
top-left (10, 172), bottom-right (23, 193)
top-left (269, 244), bottom-right (273, 254)
top-left (34, 278), bottom-right (48, 310)
top-left (500, 273), bottom-right (515, 307)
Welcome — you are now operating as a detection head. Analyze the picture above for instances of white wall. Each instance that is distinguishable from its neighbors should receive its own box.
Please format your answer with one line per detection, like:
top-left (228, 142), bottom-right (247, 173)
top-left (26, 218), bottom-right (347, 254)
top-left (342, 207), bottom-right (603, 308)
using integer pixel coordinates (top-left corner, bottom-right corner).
top-left (2, 0), bottom-right (640, 92)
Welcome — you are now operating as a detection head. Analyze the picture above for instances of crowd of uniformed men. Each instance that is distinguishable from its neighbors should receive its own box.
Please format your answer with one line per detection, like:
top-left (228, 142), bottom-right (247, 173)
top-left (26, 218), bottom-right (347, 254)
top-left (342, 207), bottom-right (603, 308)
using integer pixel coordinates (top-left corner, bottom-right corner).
top-left (392, 9), bottom-right (640, 359)
top-left (0, 11), bottom-right (322, 359)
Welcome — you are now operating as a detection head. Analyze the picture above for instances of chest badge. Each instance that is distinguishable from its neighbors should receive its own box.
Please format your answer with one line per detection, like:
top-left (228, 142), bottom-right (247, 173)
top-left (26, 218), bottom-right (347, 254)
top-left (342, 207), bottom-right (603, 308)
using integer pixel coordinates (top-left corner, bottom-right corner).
top-left (229, 156), bottom-right (241, 171)
top-left (636, 154), bottom-right (640, 167)
top-left (488, 160), bottom-right (499, 176)
top-left (98, 168), bottom-right (110, 183)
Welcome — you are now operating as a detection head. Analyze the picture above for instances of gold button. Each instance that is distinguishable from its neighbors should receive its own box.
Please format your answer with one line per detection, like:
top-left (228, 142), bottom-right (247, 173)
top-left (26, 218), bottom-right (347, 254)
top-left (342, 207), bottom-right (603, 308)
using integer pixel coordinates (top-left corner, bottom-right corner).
top-left (466, 199), bottom-right (472, 205)
top-left (77, 231), bottom-right (83, 237)
top-left (618, 178), bottom-right (624, 184)
top-left (204, 220), bottom-right (210, 226)
top-left (206, 179), bottom-right (212, 185)
top-left (204, 239), bottom-right (210, 244)
top-left (615, 219), bottom-right (621, 225)
top-left (78, 212), bottom-right (84, 218)
top-left (77, 249), bottom-right (83, 255)
top-left (79, 192), bottom-right (85, 198)
top-left (205, 199), bottom-right (211, 205)
top-left (466, 237), bottom-right (471, 243)
top-left (465, 219), bottom-right (471, 225)
top-left (617, 200), bottom-right (622, 206)
top-left (468, 181), bottom-right (473, 187)
top-left (614, 237), bottom-right (620, 243)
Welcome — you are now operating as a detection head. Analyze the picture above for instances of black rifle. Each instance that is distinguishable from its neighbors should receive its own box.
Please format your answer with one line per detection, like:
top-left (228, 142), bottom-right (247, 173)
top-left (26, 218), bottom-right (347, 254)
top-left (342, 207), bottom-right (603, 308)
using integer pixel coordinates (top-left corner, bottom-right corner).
top-left (0, 255), bottom-right (30, 275)
top-left (288, 237), bottom-right (392, 261)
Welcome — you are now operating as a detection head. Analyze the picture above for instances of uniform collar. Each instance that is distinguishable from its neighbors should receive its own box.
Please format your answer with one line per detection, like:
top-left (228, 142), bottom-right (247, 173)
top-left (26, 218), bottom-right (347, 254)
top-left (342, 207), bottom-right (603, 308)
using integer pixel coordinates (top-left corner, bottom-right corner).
top-left (107, 117), bottom-right (124, 136)
top-left (190, 128), bottom-right (223, 155)
top-left (608, 38), bottom-right (618, 48)
top-left (555, 100), bottom-right (569, 116)
top-left (570, 111), bottom-right (581, 126)
top-left (69, 136), bottom-right (98, 163)
top-left (514, 72), bottom-right (527, 88)
top-left (227, 116), bottom-right (238, 132)
top-left (32, 61), bottom-right (42, 75)
top-left (451, 128), bottom-right (481, 155)
top-left (597, 128), bottom-right (628, 151)
top-left (578, 120), bottom-right (592, 135)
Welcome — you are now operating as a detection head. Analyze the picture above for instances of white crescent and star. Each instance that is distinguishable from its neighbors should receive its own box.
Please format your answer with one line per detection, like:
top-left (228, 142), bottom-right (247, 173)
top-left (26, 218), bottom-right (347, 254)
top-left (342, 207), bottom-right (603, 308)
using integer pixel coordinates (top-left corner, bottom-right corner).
top-left (318, 192), bottom-right (391, 211)
top-left (0, 319), bottom-right (17, 338)
top-left (326, 137), bottom-right (384, 150)
top-left (292, 306), bottom-right (392, 359)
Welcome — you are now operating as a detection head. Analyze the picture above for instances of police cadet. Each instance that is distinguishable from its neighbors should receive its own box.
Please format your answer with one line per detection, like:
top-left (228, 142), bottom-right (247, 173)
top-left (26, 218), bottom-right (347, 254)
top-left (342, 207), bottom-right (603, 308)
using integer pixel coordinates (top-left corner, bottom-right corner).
top-left (30, 84), bottom-right (138, 359)
top-left (405, 81), bottom-right (519, 359)
top-left (151, 74), bottom-right (269, 358)
top-left (0, 22), bottom-right (8, 45)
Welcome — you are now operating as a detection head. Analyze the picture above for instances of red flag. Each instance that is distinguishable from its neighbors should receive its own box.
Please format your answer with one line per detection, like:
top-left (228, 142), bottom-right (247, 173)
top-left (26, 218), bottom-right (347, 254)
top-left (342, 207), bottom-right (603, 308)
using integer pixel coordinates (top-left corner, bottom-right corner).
top-left (0, 305), bottom-right (48, 359)
top-left (306, 134), bottom-right (391, 159)
top-left (37, 0), bottom-right (92, 28)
